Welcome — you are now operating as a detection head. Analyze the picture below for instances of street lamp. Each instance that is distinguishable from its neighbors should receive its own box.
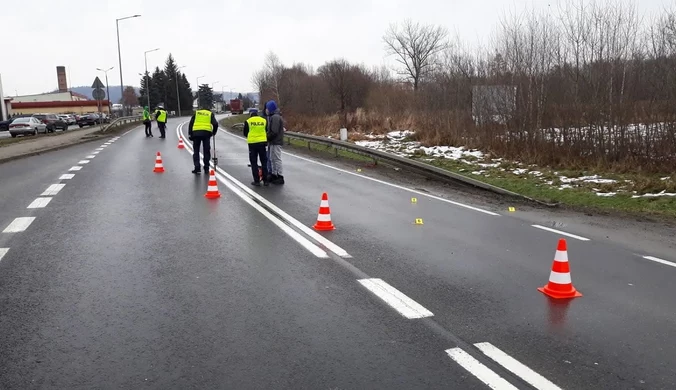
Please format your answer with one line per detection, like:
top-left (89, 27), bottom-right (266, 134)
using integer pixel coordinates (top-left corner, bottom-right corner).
top-left (196, 75), bottom-right (205, 108)
top-left (96, 66), bottom-right (114, 116)
top-left (176, 65), bottom-right (186, 117)
top-left (116, 14), bottom-right (141, 115)
top-left (144, 48), bottom-right (160, 109)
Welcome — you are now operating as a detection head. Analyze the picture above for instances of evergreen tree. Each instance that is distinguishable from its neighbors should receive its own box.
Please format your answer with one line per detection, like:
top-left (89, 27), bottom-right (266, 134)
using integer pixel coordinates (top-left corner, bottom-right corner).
top-left (198, 84), bottom-right (214, 109)
top-left (163, 54), bottom-right (179, 113)
top-left (138, 73), bottom-right (152, 107)
top-left (179, 73), bottom-right (193, 113)
top-left (151, 66), bottom-right (166, 109)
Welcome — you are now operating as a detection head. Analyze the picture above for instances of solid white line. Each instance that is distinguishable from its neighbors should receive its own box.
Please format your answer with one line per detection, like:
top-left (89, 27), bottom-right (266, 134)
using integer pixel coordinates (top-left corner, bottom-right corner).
top-left (220, 130), bottom-right (500, 216)
top-left (42, 184), bottom-right (65, 196)
top-left (69, 166), bottom-right (82, 171)
top-left (0, 248), bottom-right (8, 262)
top-left (446, 348), bottom-right (519, 390)
top-left (532, 225), bottom-right (590, 241)
top-left (59, 174), bottom-right (75, 180)
top-left (27, 197), bottom-right (52, 209)
top-left (178, 123), bottom-right (350, 258)
top-left (86, 155), bottom-right (96, 159)
top-left (3, 217), bottom-right (36, 233)
top-left (358, 278), bottom-right (433, 319)
top-left (78, 160), bottom-right (90, 164)
top-left (643, 256), bottom-right (676, 268)
top-left (474, 342), bottom-right (562, 390)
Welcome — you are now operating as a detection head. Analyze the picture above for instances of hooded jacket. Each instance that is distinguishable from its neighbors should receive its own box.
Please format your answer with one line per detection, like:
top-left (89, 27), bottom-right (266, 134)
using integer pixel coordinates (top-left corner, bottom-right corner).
top-left (265, 100), bottom-right (284, 146)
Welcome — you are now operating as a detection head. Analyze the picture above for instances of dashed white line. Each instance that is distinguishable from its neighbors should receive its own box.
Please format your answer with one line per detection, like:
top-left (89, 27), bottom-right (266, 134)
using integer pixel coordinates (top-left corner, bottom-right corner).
top-left (95, 148), bottom-right (103, 151)
top-left (93, 151), bottom-right (100, 155)
top-left (27, 197), bottom-right (52, 209)
top-left (642, 255), bottom-right (676, 268)
top-left (69, 166), bottom-right (82, 171)
top-left (3, 217), bottom-right (36, 233)
top-left (0, 248), bottom-right (8, 262)
top-left (220, 129), bottom-right (499, 216)
top-left (358, 278), bottom-right (433, 319)
top-left (78, 160), bottom-right (90, 164)
top-left (41, 184), bottom-right (65, 196)
top-left (532, 225), bottom-right (590, 241)
top-left (59, 174), bottom-right (75, 180)
top-left (474, 342), bottom-right (562, 390)
top-left (446, 348), bottom-right (519, 390)
top-left (86, 155), bottom-right (96, 159)
top-left (100, 145), bottom-right (108, 148)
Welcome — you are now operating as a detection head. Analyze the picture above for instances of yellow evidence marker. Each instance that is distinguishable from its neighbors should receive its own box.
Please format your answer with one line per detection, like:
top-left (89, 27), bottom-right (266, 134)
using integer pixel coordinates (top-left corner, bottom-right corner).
top-left (414, 218), bottom-right (424, 225)
top-left (411, 197), bottom-right (418, 204)
top-left (508, 207), bottom-right (516, 212)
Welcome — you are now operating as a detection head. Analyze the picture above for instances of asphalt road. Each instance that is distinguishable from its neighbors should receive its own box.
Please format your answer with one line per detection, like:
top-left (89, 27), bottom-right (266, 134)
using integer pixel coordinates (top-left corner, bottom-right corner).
top-left (0, 119), bottom-right (674, 389)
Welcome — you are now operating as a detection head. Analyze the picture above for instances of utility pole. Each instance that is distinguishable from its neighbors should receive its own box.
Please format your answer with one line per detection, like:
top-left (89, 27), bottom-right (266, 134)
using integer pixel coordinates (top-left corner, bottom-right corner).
top-left (116, 14), bottom-right (141, 115)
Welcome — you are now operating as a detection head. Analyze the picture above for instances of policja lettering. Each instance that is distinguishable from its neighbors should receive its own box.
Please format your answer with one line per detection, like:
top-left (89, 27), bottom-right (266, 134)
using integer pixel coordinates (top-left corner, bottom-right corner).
top-left (187, 105), bottom-right (219, 174)
top-left (243, 111), bottom-right (269, 186)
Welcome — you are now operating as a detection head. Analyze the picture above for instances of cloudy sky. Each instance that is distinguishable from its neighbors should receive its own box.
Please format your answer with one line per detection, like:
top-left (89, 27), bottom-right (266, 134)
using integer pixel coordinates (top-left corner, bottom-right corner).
top-left (0, 0), bottom-right (670, 97)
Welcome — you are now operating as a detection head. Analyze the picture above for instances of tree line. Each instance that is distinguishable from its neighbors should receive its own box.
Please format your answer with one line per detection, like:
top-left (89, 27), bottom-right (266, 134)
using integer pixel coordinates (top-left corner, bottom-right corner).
top-left (138, 54), bottom-right (195, 115)
top-left (253, 1), bottom-right (676, 172)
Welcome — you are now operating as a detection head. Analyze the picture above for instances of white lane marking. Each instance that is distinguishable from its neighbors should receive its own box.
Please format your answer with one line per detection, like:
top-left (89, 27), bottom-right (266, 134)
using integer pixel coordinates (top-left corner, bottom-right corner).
top-left (3, 217), bottom-right (36, 233)
top-left (86, 155), bottom-right (96, 159)
top-left (78, 160), bottom-right (90, 164)
top-left (100, 145), bottom-right (108, 148)
top-left (122, 129), bottom-right (133, 135)
top-left (27, 197), bottom-right (52, 209)
top-left (220, 130), bottom-right (499, 216)
top-left (0, 248), bottom-right (8, 262)
top-left (42, 184), bottom-right (65, 196)
top-left (532, 225), bottom-right (590, 241)
top-left (69, 166), bottom-right (82, 171)
top-left (93, 151), bottom-right (100, 155)
top-left (358, 278), bottom-right (433, 319)
top-left (474, 342), bottom-right (562, 390)
top-left (95, 148), bottom-right (103, 151)
top-left (178, 124), bottom-right (350, 258)
top-left (178, 133), bottom-right (328, 258)
top-left (446, 348), bottom-right (519, 390)
top-left (59, 174), bottom-right (75, 180)
top-left (642, 256), bottom-right (676, 268)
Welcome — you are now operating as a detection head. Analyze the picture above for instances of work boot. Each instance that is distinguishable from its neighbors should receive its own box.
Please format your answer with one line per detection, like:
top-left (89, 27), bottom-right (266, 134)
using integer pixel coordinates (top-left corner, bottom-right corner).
top-left (272, 175), bottom-right (285, 185)
top-left (263, 181), bottom-right (270, 187)
top-left (192, 168), bottom-right (201, 174)
top-left (268, 174), bottom-right (278, 182)
top-left (203, 167), bottom-right (209, 174)
top-left (251, 181), bottom-right (261, 187)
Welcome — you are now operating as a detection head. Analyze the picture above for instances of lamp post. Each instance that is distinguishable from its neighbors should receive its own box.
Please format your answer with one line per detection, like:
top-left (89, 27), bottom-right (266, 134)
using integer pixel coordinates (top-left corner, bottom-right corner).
top-left (96, 67), bottom-right (114, 116)
top-left (196, 75), bottom-right (205, 108)
top-left (175, 65), bottom-right (186, 117)
top-left (116, 14), bottom-right (141, 115)
top-left (144, 48), bottom-right (160, 109)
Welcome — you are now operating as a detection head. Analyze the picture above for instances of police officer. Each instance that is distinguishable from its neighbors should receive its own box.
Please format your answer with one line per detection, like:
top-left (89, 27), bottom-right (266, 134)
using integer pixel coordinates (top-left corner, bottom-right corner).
top-left (188, 104), bottom-right (219, 174)
top-left (154, 105), bottom-right (168, 138)
top-left (142, 106), bottom-right (152, 137)
top-left (243, 110), bottom-right (269, 186)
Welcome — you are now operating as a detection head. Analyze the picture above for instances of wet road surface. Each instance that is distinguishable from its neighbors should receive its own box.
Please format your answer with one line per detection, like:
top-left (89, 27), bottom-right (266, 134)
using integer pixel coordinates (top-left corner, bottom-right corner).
top-left (0, 119), bottom-right (674, 389)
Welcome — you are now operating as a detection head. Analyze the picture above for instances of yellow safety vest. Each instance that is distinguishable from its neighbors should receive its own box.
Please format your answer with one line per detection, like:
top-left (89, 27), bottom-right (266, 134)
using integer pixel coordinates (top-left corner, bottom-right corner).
top-left (156, 110), bottom-right (167, 122)
top-left (193, 110), bottom-right (213, 132)
top-left (143, 110), bottom-right (150, 120)
top-left (246, 116), bottom-right (267, 144)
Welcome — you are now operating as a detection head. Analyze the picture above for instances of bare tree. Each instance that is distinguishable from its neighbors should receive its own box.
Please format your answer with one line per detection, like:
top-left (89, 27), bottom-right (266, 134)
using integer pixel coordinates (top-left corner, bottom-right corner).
top-left (383, 20), bottom-right (449, 90)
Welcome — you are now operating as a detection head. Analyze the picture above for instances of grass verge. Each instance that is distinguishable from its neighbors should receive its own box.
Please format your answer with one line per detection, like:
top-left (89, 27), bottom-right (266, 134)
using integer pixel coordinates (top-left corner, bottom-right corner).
top-left (219, 116), bottom-right (676, 218)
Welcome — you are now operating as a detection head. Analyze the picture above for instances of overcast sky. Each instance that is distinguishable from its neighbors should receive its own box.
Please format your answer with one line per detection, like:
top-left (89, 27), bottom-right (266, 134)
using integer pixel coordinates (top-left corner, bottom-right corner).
top-left (0, 0), bottom-right (671, 97)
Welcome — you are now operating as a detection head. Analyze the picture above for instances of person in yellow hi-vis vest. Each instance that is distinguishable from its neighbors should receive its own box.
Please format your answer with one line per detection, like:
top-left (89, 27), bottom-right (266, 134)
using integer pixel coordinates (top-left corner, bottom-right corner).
top-left (187, 103), bottom-right (219, 174)
top-left (142, 106), bottom-right (153, 137)
top-left (243, 110), bottom-right (269, 186)
top-left (154, 105), bottom-right (168, 138)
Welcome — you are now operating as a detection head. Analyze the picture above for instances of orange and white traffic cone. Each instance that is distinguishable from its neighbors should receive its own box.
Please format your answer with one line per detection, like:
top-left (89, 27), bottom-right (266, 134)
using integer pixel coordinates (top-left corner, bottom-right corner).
top-left (177, 137), bottom-right (185, 149)
top-left (153, 152), bottom-right (165, 173)
top-left (204, 169), bottom-right (221, 199)
top-left (538, 239), bottom-right (582, 299)
top-left (313, 192), bottom-right (335, 231)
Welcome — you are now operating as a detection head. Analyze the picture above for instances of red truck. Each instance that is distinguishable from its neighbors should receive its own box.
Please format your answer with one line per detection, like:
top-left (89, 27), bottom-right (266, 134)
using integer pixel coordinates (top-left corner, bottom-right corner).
top-left (229, 99), bottom-right (244, 115)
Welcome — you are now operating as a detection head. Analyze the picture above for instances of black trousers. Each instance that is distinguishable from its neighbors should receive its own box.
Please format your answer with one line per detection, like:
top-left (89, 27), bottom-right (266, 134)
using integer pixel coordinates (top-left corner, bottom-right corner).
top-left (193, 135), bottom-right (212, 171)
top-left (248, 142), bottom-right (269, 182)
top-left (158, 122), bottom-right (166, 137)
top-left (144, 121), bottom-right (152, 136)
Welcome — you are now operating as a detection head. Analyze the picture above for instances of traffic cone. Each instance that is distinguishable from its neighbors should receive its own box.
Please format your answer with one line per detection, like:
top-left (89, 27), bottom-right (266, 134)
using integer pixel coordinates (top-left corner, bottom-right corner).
top-left (177, 137), bottom-right (185, 149)
top-left (538, 239), bottom-right (582, 299)
top-left (313, 192), bottom-right (335, 231)
top-left (204, 169), bottom-right (221, 199)
top-left (153, 152), bottom-right (165, 173)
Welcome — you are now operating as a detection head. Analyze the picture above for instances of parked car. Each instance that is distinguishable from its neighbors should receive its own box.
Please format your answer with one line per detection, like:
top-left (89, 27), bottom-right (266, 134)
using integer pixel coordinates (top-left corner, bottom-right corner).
top-left (8, 117), bottom-right (48, 137)
top-left (58, 114), bottom-right (77, 125)
top-left (33, 113), bottom-right (68, 132)
top-left (77, 113), bottom-right (101, 127)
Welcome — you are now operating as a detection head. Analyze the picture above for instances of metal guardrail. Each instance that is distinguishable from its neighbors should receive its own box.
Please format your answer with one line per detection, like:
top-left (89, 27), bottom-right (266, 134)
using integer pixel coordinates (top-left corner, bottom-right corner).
top-left (228, 121), bottom-right (555, 206)
top-left (101, 115), bottom-right (143, 132)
